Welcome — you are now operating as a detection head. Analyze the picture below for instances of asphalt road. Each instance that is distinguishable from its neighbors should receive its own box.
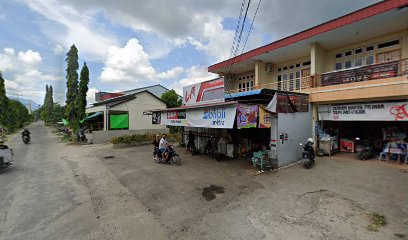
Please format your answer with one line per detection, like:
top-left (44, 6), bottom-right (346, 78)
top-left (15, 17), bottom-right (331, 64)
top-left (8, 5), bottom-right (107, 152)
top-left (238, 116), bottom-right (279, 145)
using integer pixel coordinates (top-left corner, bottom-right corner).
top-left (0, 122), bottom-right (99, 240)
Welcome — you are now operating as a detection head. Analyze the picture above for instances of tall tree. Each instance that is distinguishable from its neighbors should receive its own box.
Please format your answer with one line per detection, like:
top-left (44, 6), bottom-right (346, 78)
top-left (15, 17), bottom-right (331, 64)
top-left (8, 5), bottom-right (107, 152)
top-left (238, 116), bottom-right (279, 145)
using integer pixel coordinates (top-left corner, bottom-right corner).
top-left (76, 62), bottom-right (89, 120)
top-left (161, 90), bottom-right (182, 108)
top-left (65, 45), bottom-right (79, 132)
top-left (0, 71), bottom-right (8, 130)
top-left (48, 85), bottom-right (54, 114)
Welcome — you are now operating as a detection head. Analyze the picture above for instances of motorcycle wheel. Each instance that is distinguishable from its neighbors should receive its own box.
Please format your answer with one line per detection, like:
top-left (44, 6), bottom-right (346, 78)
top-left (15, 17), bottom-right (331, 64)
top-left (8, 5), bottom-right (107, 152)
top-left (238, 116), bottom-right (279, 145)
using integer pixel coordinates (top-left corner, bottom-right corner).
top-left (171, 154), bottom-right (181, 166)
top-left (304, 159), bottom-right (312, 169)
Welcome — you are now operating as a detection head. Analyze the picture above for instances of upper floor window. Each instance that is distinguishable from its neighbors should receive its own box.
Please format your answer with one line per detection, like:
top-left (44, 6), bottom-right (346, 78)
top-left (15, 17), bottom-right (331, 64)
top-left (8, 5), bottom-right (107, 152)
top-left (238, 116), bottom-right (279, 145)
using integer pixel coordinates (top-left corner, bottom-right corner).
top-left (377, 39), bottom-right (400, 49)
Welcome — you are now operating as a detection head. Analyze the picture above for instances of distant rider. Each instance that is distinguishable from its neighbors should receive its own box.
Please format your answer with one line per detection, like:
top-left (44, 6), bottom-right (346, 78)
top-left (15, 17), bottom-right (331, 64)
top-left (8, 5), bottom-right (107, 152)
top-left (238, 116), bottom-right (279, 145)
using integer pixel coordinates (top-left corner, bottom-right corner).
top-left (22, 129), bottom-right (31, 138)
top-left (152, 135), bottom-right (160, 159)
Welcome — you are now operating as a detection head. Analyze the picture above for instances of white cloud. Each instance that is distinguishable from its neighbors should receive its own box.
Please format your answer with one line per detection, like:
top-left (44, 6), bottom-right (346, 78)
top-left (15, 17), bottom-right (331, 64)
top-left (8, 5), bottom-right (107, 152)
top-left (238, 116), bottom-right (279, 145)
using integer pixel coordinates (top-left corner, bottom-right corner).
top-left (17, 50), bottom-right (42, 65)
top-left (1, 47), bottom-right (64, 104)
top-left (53, 44), bottom-right (65, 55)
top-left (99, 38), bottom-right (185, 87)
top-left (86, 87), bottom-right (98, 105)
top-left (170, 66), bottom-right (218, 95)
top-left (24, 0), bottom-right (119, 61)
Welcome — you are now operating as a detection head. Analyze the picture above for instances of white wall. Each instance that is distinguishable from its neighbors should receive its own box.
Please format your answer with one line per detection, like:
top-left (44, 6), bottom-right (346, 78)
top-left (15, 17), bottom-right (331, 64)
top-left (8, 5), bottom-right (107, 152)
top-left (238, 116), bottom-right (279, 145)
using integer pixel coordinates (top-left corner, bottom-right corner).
top-left (277, 110), bottom-right (313, 166)
top-left (110, 92), bottom-right (166, 130)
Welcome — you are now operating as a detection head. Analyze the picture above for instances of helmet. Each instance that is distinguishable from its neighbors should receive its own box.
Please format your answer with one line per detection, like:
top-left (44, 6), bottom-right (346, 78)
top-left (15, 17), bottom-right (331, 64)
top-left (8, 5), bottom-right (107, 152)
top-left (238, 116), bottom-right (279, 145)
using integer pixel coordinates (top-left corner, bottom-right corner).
top-left (307, 138), bottom-right (314, 144)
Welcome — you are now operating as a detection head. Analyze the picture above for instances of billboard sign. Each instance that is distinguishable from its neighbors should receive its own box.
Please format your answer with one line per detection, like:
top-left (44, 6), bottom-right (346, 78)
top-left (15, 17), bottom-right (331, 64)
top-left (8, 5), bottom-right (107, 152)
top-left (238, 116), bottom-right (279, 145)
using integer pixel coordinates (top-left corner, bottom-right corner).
top-left (183, 78), bottom-right (225, 106)
top-left (318, 101), bottom-right (408, 121)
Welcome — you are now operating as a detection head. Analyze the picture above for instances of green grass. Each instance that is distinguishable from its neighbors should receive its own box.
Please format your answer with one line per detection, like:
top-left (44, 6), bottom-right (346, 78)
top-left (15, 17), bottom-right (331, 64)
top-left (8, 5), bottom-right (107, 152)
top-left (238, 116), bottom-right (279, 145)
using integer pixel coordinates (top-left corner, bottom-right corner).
top-left (367, 213), bottom-right (386, 232)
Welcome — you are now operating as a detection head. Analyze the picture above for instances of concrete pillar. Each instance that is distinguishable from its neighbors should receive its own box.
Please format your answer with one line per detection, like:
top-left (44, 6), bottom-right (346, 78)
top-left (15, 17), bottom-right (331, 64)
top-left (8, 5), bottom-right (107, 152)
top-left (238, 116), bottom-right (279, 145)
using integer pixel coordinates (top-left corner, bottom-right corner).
top-left (402, 29), bottom-right (408, 59)
top-left (103, 107), bottom-right (108, 131)
top-left (255, 60), bottom-right (267, 86)
top-left (310, 42), bottom-right (326, 75)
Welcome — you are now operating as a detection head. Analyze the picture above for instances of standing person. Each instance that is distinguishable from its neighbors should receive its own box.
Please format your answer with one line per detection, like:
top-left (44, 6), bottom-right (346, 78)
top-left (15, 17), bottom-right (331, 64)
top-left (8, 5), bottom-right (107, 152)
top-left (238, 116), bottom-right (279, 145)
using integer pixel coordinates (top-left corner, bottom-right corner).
top-left (152, 135), bottom-right (160, 160)
top-left (159, 134), bottom-right (168, 160)
top-left (186, 130), bottom-right (196, 153)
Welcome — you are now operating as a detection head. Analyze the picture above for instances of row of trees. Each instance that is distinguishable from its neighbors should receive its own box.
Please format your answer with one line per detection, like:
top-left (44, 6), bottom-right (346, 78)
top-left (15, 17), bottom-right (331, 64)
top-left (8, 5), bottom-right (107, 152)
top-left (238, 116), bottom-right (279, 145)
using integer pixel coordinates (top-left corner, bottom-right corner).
top-left (65, 45), bottom-right (89, 133)
top-left (0, 72), bottom-right (32, 133)
top-left (37, 45), bottom-right (89, 133)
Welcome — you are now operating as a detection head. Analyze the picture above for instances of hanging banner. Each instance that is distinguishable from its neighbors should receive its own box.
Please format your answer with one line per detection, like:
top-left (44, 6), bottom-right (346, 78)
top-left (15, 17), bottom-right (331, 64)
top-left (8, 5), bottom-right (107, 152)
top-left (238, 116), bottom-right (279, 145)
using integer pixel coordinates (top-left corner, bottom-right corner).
top-left (188, 104), bottom-right (236, 129)
top-left (236, 104), bottom-right (258, 129)
top-left (259, 105), bottom-right (272, 128)
top-left (183, 78), bottom-right (225, 106)
top-left (152, 112), bottom-right (161, 124)
top-left (160, 110), bottom-right (188, 126)
top-left (318, 101), bottom-right (408, 121)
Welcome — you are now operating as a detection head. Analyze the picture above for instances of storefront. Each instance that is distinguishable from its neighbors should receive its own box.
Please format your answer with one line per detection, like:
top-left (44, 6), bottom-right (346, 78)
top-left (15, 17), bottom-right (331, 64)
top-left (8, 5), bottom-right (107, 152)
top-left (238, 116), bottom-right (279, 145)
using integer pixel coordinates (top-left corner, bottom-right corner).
top-left (317, 100), bottom-right (408, 162)
top-left (150, 86), bottom-right (313, 167)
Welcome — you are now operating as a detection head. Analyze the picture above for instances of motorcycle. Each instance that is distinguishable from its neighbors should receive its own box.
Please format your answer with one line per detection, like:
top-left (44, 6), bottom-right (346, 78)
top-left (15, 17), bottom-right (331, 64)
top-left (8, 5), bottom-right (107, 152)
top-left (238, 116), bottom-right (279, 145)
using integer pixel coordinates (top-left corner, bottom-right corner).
top-left (77, 130), bottom-right (88, 143)
top-left (22, 135), bottom-right (30, 144)
top-left (154, 145), bottom-right (181, 165)
top-left (300, 138), bottom-right (315, 169)
top-left (204, 137), bottom-right (218, 158)
top-left (355, 137), bottom-right (374, 160)
top-left (0, 148), bottom-right (14, 171)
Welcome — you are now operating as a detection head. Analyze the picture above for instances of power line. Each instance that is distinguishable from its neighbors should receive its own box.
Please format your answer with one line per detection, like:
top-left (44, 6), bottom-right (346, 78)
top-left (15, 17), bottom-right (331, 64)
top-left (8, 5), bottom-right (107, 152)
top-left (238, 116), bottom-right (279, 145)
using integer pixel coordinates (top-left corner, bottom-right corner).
top-left (229, 0), bottom-right (246, 58)
top-left (240, 0), bottom-right (262, 54)
top-left (232, 0), bottom-right (252, 58)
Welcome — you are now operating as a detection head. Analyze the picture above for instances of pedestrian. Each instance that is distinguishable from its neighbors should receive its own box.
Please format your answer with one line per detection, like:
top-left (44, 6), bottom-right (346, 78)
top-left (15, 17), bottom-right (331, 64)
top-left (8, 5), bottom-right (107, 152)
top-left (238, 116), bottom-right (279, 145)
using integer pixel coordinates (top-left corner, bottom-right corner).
top-left (152, 135), bottom-right (160, 160)
top-left (186, 130), bottom-right (196, 153)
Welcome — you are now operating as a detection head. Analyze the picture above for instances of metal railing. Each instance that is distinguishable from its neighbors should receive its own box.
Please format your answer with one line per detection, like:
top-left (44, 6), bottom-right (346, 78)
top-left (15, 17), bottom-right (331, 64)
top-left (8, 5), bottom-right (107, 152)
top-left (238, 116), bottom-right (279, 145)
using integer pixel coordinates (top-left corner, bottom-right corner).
top-left (225, 58), bottom-right (408, 94)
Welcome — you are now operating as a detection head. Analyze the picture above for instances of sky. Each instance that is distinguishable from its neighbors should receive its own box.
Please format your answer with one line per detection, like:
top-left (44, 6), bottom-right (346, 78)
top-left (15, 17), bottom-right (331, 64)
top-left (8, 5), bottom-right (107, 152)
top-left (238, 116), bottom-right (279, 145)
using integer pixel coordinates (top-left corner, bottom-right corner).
top-left (0, 0), bottom-right (380, 105)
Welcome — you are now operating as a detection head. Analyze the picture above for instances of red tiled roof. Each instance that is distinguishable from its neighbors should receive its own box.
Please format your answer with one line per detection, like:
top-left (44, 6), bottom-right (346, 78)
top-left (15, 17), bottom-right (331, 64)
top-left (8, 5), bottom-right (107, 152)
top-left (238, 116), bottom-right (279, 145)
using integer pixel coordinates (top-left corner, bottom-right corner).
top-left (208, 0), bottom-right (408, 72)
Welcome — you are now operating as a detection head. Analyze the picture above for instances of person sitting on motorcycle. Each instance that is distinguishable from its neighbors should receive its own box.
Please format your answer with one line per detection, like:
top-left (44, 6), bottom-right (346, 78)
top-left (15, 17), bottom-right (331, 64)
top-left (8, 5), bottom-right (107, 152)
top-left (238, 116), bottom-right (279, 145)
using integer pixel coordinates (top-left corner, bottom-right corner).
top-left (306, 138), bottom-right (315, 160)
top-left (0, 138), bottom-right (9, 150)
top-left (159, 134), bottom-right (168, 161)
top-left (152, 135), bottom-right (160, 160)
top-left (22, 129), bottom-right (31, 137)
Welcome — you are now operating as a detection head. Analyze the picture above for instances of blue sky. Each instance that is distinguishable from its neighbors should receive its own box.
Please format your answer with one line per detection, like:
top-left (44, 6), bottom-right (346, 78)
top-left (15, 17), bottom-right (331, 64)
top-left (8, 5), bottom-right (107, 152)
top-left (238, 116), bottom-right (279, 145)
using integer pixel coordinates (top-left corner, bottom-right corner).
top-left (0, 0), bottom-right (379, 105)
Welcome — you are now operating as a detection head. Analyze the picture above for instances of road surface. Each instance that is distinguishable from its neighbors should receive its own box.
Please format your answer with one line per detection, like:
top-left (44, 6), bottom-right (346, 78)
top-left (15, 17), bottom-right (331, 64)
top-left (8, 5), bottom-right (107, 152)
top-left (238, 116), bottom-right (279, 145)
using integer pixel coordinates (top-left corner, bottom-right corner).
top-left (0, 122), bottom-right (165, 240)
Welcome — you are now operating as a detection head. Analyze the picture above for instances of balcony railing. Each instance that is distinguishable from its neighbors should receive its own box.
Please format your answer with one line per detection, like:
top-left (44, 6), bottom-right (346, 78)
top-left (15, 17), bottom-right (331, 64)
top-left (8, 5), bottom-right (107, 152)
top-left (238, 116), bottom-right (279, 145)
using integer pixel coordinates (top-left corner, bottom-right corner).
top-left (225, 58), bottom-right (408, 94)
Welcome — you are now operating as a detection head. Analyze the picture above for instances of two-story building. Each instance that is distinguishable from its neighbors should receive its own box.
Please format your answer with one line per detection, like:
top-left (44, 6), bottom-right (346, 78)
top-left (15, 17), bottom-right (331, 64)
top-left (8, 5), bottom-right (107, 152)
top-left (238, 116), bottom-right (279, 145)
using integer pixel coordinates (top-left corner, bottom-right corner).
top-left (209, 0), bottom-right (408, 158)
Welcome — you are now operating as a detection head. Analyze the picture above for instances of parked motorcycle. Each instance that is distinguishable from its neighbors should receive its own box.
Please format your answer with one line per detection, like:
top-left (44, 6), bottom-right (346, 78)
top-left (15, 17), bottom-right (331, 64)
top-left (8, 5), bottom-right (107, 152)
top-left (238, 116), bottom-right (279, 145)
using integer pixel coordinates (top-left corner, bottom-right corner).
top-left (300, 138), bottom-right (315, 169)
top-left (154, 145), bottom-right (181, 165)
top-left (0, 148), bottom-right (14, 171)
top-left (77, 129), bottom-right (88, 143)
top-left (355, 137), bottom-right (374, 160)
top-left (22, 135), bottom-right (30, 144)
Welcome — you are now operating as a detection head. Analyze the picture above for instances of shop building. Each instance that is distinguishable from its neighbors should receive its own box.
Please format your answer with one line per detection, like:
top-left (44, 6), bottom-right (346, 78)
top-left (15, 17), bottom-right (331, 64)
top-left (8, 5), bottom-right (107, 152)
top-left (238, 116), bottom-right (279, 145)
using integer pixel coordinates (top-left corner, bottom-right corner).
top-left (207, 0), bottom-right (408, 162)
top-left (149, 78), bottom-right (313, 167)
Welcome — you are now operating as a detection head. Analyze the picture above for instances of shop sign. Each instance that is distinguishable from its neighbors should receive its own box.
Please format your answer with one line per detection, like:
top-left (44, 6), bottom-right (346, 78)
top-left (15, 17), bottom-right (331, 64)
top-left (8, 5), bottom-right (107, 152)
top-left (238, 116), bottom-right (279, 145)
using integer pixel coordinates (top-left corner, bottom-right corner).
top-left (318, 101), bottom-right (408, 121)
top-left (237, 104), bottom-right (258, 129)
top-left (321, 61), bottom-right (398, 86)
top-left (259, 106), bottom-right (272, 128)
top-left (182, 78), bottom-right (225, 106)
top-left (160, 110), bottom-right (188, 126)
top-left (188, 104), bottom-right (236, 129)
top-left (152, 112), bottom-right (161, 124)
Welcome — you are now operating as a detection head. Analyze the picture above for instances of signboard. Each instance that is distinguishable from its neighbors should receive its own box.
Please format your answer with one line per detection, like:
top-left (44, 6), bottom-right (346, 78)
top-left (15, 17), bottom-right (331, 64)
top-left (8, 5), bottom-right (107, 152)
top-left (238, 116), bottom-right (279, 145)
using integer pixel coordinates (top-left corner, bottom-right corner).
top-left (236, 104), bottom-right (258, 129)
top-left (276, 93), bottom-right (309, 113)
top-left (152, 112), bottom-right (161, 124)
top-left (321, 61), bottom-right (398, 86)
top-left (188, 104), bottom-right (236, 129)
top-left (160, 110), bottom-right (188, 126)
top-left (259, 105), bottom-right (272, 128)
top-left (183, 78), bottom-right (225, 106)
top-left (318, 101), bottom-right (408, 121)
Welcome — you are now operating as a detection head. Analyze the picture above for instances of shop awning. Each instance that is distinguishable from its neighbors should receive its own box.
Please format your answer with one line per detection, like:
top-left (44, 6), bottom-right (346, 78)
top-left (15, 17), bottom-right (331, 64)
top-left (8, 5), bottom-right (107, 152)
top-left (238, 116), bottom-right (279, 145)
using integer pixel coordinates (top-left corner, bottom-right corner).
top-left (225, 89), bottom-right (262, 99)
top-left (85, 111), bottom-right (103, 120)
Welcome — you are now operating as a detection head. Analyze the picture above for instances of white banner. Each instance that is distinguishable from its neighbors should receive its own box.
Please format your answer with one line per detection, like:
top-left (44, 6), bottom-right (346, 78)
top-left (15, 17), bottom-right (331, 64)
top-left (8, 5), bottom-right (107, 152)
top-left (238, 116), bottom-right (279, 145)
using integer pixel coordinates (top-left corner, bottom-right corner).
top-left (188, 104), bottom-right (236, 129)
top-left (159, 104), bottom-right (237, 128)
top-left (318, 101), bottom-right (408, 121)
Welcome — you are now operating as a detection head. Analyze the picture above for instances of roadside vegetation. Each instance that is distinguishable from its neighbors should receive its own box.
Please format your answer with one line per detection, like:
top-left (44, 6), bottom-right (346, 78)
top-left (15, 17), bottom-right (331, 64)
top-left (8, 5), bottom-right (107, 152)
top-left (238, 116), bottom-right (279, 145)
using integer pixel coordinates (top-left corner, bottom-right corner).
top-left (0, 71), bottom-right (32, 136)
top-left (111, 132), bottom-right (181, 145)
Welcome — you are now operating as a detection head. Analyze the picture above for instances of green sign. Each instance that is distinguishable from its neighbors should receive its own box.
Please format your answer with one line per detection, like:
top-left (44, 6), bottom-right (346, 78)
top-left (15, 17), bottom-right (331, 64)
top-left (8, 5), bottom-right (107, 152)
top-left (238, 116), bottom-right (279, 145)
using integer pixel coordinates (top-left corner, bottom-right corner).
top-left (109, 114), bottom-right (129, 129)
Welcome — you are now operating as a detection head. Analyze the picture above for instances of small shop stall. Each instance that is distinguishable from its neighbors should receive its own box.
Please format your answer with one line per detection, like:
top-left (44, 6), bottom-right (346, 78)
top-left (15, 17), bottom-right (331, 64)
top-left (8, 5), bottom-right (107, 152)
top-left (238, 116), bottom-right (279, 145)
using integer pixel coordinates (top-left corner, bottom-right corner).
top-left (148, 78), bottom-right (313, 168)
top-left (318, 100), bottom-right (408, 163)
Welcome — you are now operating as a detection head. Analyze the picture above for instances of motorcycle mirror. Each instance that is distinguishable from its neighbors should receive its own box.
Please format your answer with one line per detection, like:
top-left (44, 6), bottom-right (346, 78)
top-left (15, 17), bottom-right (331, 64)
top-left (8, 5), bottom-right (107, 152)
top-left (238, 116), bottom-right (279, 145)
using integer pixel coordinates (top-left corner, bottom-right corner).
top-left (355, 137), bottom-right (360, 141)
top-left (299, 143), bottom-right (303, 146)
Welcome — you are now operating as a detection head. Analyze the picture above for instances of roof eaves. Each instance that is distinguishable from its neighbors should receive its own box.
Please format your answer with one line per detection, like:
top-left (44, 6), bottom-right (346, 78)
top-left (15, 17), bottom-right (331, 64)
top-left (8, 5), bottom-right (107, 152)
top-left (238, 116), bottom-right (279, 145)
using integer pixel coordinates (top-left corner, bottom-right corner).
top-left (208, 0), bottom-right (408, 72)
